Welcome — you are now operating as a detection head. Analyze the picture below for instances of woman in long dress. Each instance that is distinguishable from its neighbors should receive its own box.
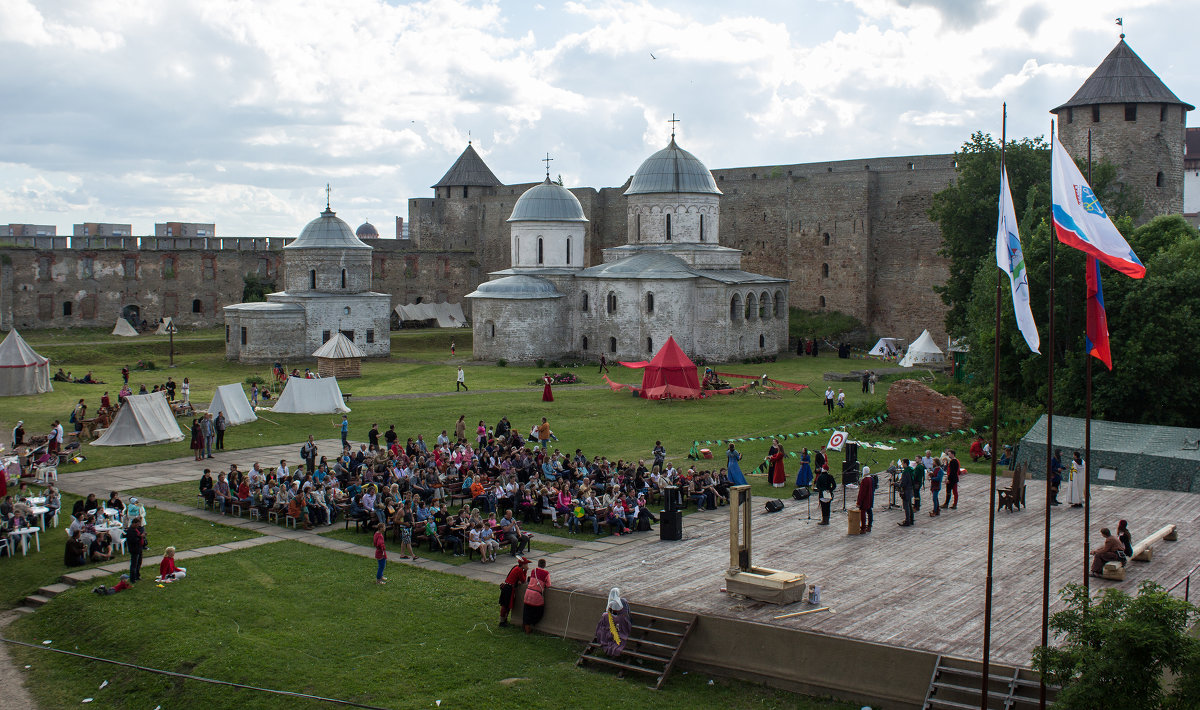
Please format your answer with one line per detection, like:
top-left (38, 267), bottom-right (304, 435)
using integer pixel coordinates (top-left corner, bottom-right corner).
top-left (767, 439), bottom-right (786, 487)
top-left (189, 419), bottom-right (203, 461)
top-left (796, 447), bottom-right (813, 487)
top-left (541, 373), bottom-right (554, 402)
top-left (595, 587), bottom-right (632, 657)
top-left (1066, 451), bottom-right (1086, 507)
top-left (726, 444), bottom-right (747, 486)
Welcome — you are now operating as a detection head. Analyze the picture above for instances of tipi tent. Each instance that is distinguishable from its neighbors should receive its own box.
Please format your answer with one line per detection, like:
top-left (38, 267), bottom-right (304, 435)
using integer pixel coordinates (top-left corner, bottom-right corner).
top-left (207, 384), bottom-right (257, 426)
top-left (92, 392), bottom-right (184, 446)
top-left (620, 336), bottom-right (702, 399)
top-left (868, 337), bottom-right (905, 358)
top-left (898, 329), bottom-right (945, 367)
top-left (112, 318), bottom-right (139, 337)
top-left (272, 376), bottom-right (351, 414)
top-left (154, 317), bottom-right (175, 335)
top-left (0, 329), bottom-right (52, 396)
top-left (312, 333), bottom-right (365, 378)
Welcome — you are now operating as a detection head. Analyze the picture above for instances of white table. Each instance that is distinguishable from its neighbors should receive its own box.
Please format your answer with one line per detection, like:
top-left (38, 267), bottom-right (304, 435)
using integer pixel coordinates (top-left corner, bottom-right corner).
top-left (10, 526), bottom-right (41, 556)
top-left (94, 524), bottom-right (126, 554)
top-left (29, 505), bottom-right (50, 530)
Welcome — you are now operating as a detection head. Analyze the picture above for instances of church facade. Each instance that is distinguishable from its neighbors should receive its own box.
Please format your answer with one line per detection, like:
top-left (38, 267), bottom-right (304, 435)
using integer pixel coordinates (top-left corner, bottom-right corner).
top-left (467, 139), bottom-right (788, 363)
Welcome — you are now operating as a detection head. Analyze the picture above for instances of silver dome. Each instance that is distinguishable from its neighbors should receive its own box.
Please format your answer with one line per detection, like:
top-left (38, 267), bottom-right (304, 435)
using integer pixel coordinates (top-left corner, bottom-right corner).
top-left (466, 275), bottom-right (564, 300)
top-left (285, 208), bottom-right (372, 250)
top-left (507, 179), bottom-right (588, 222)
top-left (624, 138), bottom-right (722, 196)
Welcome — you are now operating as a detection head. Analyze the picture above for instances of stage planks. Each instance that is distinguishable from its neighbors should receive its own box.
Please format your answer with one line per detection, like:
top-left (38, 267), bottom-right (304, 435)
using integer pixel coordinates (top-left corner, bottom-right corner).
top-left (550, 474), bottom-right (1200, 667)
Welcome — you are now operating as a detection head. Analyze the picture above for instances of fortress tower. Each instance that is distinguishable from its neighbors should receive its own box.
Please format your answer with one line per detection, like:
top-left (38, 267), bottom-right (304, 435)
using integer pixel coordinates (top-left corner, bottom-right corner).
top-left (1052, 38), bottom-right (1193, 221)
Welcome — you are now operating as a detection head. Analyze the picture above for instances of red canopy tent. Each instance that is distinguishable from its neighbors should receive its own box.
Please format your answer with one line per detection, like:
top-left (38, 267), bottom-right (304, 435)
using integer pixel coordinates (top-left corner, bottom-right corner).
top-left (619, 336), bottom-right (702, 399)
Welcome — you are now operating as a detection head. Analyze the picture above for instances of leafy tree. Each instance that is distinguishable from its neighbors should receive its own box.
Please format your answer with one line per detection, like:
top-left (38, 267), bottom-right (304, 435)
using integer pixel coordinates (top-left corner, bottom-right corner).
top-left (1032, 582), bottom-right (1200, 710)
top-left (242, 273), bottom-right (275, 302)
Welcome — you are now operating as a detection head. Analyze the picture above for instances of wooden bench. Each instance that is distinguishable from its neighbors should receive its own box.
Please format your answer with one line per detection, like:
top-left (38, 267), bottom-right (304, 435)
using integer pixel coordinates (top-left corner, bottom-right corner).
top-left (466, 526), bottom-right (512, 561)
top-left (1103, 524), bottom-right (1178, 580)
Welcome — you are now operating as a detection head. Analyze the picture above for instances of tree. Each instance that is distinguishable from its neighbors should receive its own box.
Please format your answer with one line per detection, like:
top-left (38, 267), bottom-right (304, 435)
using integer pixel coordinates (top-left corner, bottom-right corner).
top-left (1032, 582), bottom-right (1200, 709)
top-left (242, 273), bottom-right (275, 302)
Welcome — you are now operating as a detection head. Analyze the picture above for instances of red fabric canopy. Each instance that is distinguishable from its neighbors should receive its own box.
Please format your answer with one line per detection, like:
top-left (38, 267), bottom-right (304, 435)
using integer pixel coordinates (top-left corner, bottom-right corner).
top-left (636, 336), bottom-right (701, 399)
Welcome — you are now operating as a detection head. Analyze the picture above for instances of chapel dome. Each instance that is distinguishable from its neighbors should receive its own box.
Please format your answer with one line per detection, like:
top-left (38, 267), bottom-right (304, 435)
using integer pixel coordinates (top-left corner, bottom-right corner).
top-left (466, 275), bottom-right (564, 300)
top-left (285, 207), bottom-right (372, 250)
top-left (624, 138), bottom-right (722, 196)
top-left (355, 220), bottom-right (379, 238)
top-left (507, 178), bottom-right (588, 222)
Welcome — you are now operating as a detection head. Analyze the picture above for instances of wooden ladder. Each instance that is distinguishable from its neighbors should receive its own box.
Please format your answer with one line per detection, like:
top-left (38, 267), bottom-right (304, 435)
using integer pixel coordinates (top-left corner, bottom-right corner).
top-left (576, 607), bottom-right (697, 690)
top-left (923, 655), bottom-right (1057, 710)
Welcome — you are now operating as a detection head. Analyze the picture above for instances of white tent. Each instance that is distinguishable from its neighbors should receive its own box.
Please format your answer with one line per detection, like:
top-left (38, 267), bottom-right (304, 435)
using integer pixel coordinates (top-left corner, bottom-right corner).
top-left (899, 329), bottom-right (946, 367)
top-left (112, 318), bottom-right (139, 337)
top-left (0, 329), bottom-right (52, 396)
top-left (154, 317), bottom-right (175, 335)
top-left (394, 301), bottom-right (467, 328)
top-left (868, 337), bottom-right (905, 358)
top-left (207, 383), bottom-right (257, 426)
top-left (92, 392), bottom-right (184, 446)
top-left (272, 376), bottom-right (350, 414)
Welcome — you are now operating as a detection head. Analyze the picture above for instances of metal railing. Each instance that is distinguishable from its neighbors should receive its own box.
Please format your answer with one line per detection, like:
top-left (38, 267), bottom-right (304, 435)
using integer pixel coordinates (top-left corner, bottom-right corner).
top-left (1167, 560), bottom-right (1200, 602)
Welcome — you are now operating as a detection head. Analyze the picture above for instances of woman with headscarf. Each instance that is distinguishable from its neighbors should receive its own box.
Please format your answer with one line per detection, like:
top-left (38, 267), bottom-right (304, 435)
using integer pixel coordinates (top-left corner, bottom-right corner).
top-left (726, 444), bottom-right (746, 486)
top-left (595, 587), bottom-right (632, 657)
top-left (795, 447), bottom-right (813, 488)
top-left (767, 439), bottom-right (786, 487)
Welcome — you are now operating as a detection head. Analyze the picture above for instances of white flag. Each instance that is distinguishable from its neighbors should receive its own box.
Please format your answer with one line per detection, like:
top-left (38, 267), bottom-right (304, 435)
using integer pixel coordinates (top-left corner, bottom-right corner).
top-left (996, 165), bottom-right (1040, 353)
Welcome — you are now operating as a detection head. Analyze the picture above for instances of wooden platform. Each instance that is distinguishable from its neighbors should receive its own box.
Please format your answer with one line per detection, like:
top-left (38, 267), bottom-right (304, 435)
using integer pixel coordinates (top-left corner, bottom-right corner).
top-left (551, 474), bottom-right (1200, 668)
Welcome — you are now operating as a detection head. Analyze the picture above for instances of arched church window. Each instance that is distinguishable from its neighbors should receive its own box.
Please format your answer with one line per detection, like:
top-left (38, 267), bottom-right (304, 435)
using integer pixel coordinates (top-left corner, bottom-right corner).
top-left (822, 263), bottom-right (829, 278)
top-left (759, 334), bottom-right (765, 349)
top-left (607, 292), bottom-right (617, 314)
top-left (665, 213), bottom-right (671, 241)
top-left (566, 237), bottom-right (571, 265)
top-left (819, 295), bottom-right (826, 308)
top-left (699, 214), bottom-right (704, 241)
top-left (486, 320), bottom-right (495, 338)
top-left (636, 213), bottom-right (641, 241)
top-left (609, 337), bottom-right (617, 353)
top-left (192, 299), bottom-right (203, 314)
top-left (344, 306), bottom-right (351, 316)
top-left (760, 291), bottom-right (770, 320)
top-left (310, 269), bottom-right (316, 289)
top-left (1157, 172), bottom-right (1165, 187)
top-left (341, 269), bottom-right (347, 288)
top-left (646, 292), bottom-right (654, 314)
top-left (537, 237), bottom-right (544, 265)
top-left (581, 292), bottom-right (589, 312)
top-left (647, 337), bottom-right (653, 352)
top-left (730, 294), bottom-right (742, 322)
top-left (823, 233), bottom-right (830, 245)
top-left (582, 335), bottom-right (588, 350)
top-left (745, 293), bottom-right (757, 321)
top-left (774, 290), bottom-right (785, 319)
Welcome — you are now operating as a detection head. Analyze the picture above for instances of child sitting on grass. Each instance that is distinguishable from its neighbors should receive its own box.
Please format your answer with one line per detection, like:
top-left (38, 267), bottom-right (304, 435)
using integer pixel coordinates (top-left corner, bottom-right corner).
top-left (157, 546), bottom-right (187, 582)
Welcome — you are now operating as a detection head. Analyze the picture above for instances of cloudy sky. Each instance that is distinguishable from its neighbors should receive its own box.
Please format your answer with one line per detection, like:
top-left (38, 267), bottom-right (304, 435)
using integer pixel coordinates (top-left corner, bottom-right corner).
top-left (1, 0), bottom-right (1194, 236)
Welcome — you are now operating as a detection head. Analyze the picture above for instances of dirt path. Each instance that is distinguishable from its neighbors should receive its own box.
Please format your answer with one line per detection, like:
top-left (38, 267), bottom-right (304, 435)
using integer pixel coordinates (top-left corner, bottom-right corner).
top-left (0, 611), bottom-right (38, 710)
top-left (352, 384), bottom-right (610, 401)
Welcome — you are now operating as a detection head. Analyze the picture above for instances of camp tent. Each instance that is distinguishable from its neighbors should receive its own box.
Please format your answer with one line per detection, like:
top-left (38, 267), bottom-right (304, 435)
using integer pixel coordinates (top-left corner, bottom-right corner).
top-left (620, 336), bottom-right (702, 399)
top-left (898, 329), bottom-right (945, 367)
top-left (312, 333), bottom-right (365, 378)
top-left (394, 301), bottom-right (467, 328)
top-left (0, 329), bottom-right (52, 396)
top-left (207, 383), bottom-right (257, 426)
top-left (112, 318), bottom-right (139, 337)
top-left (154, 317), bottom-right (175, 335)
top-left (92, 392), bottom-right (184, 446)
top-left (868, 337), bottom-right (905, 358)
top-left (272, 376), bottom-right (351, 414)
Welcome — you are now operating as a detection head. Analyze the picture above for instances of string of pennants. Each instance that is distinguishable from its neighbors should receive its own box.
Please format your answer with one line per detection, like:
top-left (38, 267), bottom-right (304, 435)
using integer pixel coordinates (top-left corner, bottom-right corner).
top-left (692, 414), bottom-right (891, 450)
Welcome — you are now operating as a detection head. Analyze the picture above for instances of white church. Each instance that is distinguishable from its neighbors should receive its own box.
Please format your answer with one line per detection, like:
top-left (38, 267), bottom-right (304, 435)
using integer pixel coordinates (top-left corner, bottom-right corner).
top-left (467, 136), bottom-right (790, 363)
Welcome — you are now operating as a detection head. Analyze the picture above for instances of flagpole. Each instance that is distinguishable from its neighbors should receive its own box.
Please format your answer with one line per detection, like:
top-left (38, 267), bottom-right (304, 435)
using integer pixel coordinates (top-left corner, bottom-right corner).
top-left (980, 104), bottom-right (1005, 710)
top-left (1040, 120), bottom-right (1057, 710)
top-left (1084, 131), bottom-right (1093, 596)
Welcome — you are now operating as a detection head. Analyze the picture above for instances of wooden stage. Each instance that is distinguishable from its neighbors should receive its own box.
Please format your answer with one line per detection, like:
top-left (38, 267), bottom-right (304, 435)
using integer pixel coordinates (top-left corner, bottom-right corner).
top-left (551, 474), bottom-right (1200, 668)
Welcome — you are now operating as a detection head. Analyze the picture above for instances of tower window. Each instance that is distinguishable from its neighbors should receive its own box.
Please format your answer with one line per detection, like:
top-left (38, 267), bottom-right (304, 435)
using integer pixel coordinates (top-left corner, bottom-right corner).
top-left (63, 301), bottom-right (72, 316)
top-left (822, 263), bottom-right (829, 278)
top-left (665, 213), bottom-right (671, 240)
top-left (582, 335), bottom-right (588, 350)
top-left (1091, 105), bottom-right (1100, 122)
top-left (1156, 172), bottom-right (1165, 187)
top-left (566, 237), bottom-right (571, 265)
top-left (606, 292), bottom-right (617, 313)
top-left (537, 237), bottom-right (544, 265)
top-left (819, 296), bottom-right (826, 308)
top-left (1161, 104), bottom-right (1168, 122)
top-left (463, 186), bottom-right (468, 198)
top-left (581, 292), bottom-right (589, 312)
top-left (341, 269), bottom-right (346, 288)
top-left (192, 299), bottom-right (202, 313)
top-left (323, 330), bottom-right (330, 342)
top-left (646, 292), bottom-right (654, 314)
top-left (1124, 103), bottom-right (1137, 121)
top-left (241, 326), bottom-right (247, 345)
top-left (647, 337), bottom-right (653, 352)
top-left (759, 334), bottom-right (765, 349)
top-left (609, 337), bottom-right (617, 353)
top-left (823, 232), bottom-right (830, 245)
top-left (366, 329), bottom-right (375, 343)
top-left (699, 214), bottom-right (705, 241)
top-left (310, 269), bottom-right (316, 289)
top-left (636, 213), bottom-right (641, 241)
top-left (1067, 108), bottom-right (1073, 124)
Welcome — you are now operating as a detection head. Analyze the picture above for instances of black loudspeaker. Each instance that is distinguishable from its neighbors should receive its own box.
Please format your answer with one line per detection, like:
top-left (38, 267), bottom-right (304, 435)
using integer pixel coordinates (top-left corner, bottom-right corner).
top-left (844, 442), bottom-right (859, 466)
top-left (765, 499), bottom-right (785, 513)
top-left (792, 487), bottom-right (810, 500)
top-left (663, 486), bottom-right (682, 513)
top-left (659, 510), bottom-right (683, 540)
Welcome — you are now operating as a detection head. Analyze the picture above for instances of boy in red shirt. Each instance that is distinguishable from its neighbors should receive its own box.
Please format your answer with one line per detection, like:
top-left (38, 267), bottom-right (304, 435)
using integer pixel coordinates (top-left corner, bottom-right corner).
top-left (499, 556), bottom-right (530, 627)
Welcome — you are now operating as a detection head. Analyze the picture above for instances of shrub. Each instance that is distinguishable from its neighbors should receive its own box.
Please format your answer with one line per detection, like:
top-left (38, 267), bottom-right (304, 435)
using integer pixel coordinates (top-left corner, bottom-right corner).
top-left (535, 359), bottom-right (545, 368)
top-left (244, 375), bottom-right (267, 386)
top-left (496, 359), bottom-right (507, 367)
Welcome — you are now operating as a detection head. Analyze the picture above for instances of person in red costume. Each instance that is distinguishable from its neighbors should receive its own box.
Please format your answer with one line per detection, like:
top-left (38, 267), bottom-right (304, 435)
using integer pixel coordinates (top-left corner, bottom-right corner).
top-left (158, 546), bottom-right (187, 581)
top-left (767, 439), bottom-right (787, 487)
top-left (499, 555), bottom-right (530, 627)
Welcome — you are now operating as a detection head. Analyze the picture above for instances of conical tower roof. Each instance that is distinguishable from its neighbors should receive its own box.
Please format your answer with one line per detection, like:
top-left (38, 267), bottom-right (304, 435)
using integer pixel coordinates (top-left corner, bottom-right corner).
top-left (1053, 39), bottom-right (1193, 112)
top-left (432, 143), bottom-right (502, 188)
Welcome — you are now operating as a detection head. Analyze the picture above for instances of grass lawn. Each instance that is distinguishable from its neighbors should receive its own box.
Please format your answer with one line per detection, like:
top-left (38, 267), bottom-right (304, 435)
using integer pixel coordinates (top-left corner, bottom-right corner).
top-left (7, 542), bottom-right (854, 710)
top-left (0, 488), bottom-right (261, 610)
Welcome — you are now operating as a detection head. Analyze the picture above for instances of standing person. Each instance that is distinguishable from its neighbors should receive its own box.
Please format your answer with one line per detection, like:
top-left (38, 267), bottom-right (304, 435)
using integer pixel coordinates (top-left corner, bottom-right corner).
top-left (373, 522), bottom-right (388, 585)
top-left (944, 450), bottom-right (960, 510)
top-left (1067, 451), bottom-right (1086, 508)
top-left (928, 462), bottom-right (944, 517)
top-left (250, 383), bottom-right (259, 407)
top-left (541, 373), bottom-right (554, 402)
top-left (47, 420), bottom-right (62, 456)
top-left (180, 377), bottom-right (190, 404)
top-left (454, 415), bottom-right (467, 442)
top-left (499, 556), bottom-right (530, 627)
top-left (1049, 449), bottom-right (1064, 506)
top-left (823, 387), bottom-right (835, 414)
top-left (340, 415), bottom-right (350, 450)
top-left (200, 414), bottom-right (215, 459)
top-left (450, 340), bottom-right (456, 358)
top-left (868, 371), bottom-right (877, 394)
top-left (767, 439), bottom-right (786, 487)
top-left (72, 399), bottom-right (86, 435)
top-left (121, 366), bottom-right (129, 384)
top-left (795, 448), bottom-right (813, 488)
top-left (811, 338), bottom-right (819, 357)
top-left (726, 444), bottom-right (747, 486)
top-left (836, 389), bottom-right (846, 408)
top-left (861, 371), bottom-right (869, 394)
top-left (598, 354), bottom-right (609, 374)
top-left (127, 516), bottom-right (147, 583)
top-left (190, 419), bottom-right (203, 461)
top-left (523, 558), bottom-right (551, 634)
top-left (301, 435), bottom-right (318, 475)
top-left (652, 441), bottom-right (666, 472)
top-left (537, 418), bottom-right (551, 450)
top-left (368, 423), bottom-right (380, 451)
top-left (898, 459), bottom-right (916, 527)
top-left (1090, 527), bottom-right (1123, 576)
top-left (856, 466), bottom-right (875, 532)
top-left (814, 466), bottom-right (836, 525)
top-left (456, 366), bottom-right (468, 392)
top-left (11, 420), bottom-right (24, 449)
top-left (214, 412), bottom-right (226, 450)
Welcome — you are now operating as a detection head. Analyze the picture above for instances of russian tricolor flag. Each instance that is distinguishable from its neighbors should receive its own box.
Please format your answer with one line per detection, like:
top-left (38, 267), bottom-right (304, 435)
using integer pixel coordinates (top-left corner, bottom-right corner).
top-left (1085, 256), bottom-right (1112, 370)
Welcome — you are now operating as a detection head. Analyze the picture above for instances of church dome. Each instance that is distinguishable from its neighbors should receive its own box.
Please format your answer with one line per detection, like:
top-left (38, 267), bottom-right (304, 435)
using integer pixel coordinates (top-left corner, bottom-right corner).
top-left (624, 138), bottom-right (722, 196)
top-left (507, 178), bottom-right (588, 222)
top-left (355, 220), bottom-right (379, 238)
top-left (285, 207), bottom-right (372, 250)
top-left (466, 275), bottom-right (564, 300)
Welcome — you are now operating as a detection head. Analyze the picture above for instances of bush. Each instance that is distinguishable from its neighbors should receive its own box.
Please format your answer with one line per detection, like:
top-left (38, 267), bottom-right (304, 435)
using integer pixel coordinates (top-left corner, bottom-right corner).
top-left (244, 375), bottom-right (267, 386)
top-left (496, 359), bottom-right (507, 367)
top-left (535, 359), bottom-right (545, 369)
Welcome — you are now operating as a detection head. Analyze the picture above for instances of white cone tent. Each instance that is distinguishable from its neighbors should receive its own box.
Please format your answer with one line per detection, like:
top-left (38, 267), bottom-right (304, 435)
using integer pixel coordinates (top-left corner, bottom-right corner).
top-left (868, 337), bottom-right (905, 358)
top-left (898, 329), bottom-right (945, 367)
top-left (207, 383), bottom-right (257, 426)
top-left (0, 329), bottom-right (52, 396)
top-left (92, 392), bottom-right (184, 446)
top-left (112, 318), bottom-right (139, 337)
top-left (272, 376), bottom-right (350, 414)
top-left (154, 317), bottom-right (175, 335)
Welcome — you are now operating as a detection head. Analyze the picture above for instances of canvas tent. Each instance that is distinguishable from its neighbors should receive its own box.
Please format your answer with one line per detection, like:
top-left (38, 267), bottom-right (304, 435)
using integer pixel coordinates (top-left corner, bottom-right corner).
top-left (154, 317), bottom-right (175, 335)
top-left (272, 376), bottom-right (351, 414)
top-left (898, 329), bottom-right (945, 367)
top-left (0, 329), bottom-right (52, 396)
top-left (312, 333), bottom-right (365, 378)
top-left (620, 336), bottom-right (702, 399)
top-left (868, 337), bottom-right (904, 358)
top-left (394, 301), bottom-right (467, 328)
top-left (1016, 415), bottom-right (1200, 492)
top-left (92, 392), bottom-right (184, 446)
top-left (207, 383), bottom-right (257, 426)
top-left (112, 318), bottom-right (139, 337)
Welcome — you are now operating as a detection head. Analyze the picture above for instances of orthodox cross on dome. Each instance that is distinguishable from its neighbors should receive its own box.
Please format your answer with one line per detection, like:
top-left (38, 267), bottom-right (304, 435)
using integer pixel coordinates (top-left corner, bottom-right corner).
top-left (668, 113), bottom-right (680, 140)
top-left (542, 152), bottom-right (554, 180)
top-left (325, 183), bottom-right (331, 210)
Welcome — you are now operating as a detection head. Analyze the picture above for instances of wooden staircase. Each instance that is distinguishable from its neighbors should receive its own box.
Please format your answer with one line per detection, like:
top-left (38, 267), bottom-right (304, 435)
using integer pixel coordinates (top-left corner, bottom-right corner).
top-left (576, 607), bottom-right (697, 690)
top-left (924, 655), bottom-right (1057, 710)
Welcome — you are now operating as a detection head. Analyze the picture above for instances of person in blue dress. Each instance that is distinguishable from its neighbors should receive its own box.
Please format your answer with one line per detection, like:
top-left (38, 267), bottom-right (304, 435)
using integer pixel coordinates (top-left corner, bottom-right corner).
top-left (726, 444), bottom-right (747, 486)
top-left (795, 447), bottom-right (813, 487)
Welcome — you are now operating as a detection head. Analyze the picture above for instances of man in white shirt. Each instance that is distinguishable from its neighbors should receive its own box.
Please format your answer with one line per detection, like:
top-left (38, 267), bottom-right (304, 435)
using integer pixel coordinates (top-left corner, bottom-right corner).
top-left (456, 367), bottom-right (468, 392)
top-left (277, 459), bottom-right (290, 480)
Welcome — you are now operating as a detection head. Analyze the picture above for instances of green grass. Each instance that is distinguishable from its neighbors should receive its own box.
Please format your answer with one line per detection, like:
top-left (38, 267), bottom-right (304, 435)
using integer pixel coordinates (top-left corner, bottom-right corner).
top-left (0, 488), bottom-right (261, 610)
top-left (7, 542), bottom-right (853, 710)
